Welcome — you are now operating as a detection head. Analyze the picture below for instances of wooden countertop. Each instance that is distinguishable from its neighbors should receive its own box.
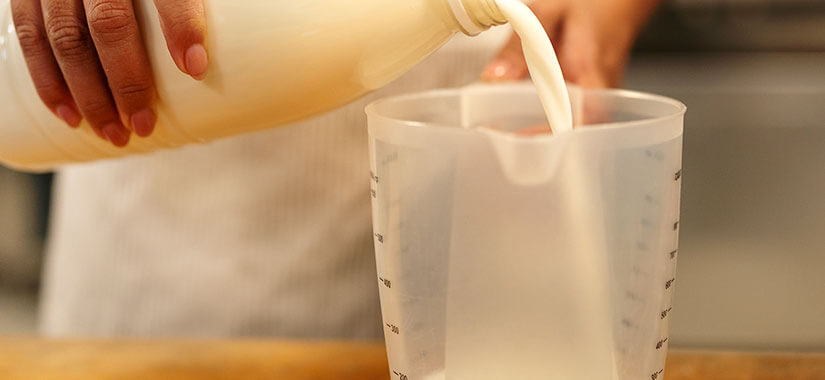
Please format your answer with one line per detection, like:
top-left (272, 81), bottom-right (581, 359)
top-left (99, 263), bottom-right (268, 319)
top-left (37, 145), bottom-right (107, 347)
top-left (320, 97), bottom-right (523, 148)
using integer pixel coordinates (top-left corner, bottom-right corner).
top-left (0, 338), bottom-right (823, 380)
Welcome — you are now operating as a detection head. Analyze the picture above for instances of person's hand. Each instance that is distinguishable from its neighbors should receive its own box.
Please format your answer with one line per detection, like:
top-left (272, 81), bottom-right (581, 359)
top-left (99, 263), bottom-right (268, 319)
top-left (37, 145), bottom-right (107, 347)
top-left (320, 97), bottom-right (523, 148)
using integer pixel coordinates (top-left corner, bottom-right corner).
top-left (11, 0), bottom-right (207, 146)
top-left (482, 0), bottom-right (660, 88)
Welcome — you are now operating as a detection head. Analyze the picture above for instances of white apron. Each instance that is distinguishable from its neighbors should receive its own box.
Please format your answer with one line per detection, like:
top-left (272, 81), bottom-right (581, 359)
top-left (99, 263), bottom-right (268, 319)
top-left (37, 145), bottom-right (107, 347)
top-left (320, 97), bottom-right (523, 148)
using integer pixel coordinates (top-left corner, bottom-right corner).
top-left (39, 29), bottom-right (511, 338)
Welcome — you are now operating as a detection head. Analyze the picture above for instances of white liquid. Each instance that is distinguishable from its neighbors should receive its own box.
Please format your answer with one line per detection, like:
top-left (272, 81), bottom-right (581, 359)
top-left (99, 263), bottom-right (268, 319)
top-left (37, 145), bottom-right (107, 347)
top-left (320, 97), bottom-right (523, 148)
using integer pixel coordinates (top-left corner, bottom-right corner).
top-left (477, 0), bottom-right (576, 186)
top-left (443, 3), bottom-right (615, 380)
top-left (496, 0), bottom-right (573, 134)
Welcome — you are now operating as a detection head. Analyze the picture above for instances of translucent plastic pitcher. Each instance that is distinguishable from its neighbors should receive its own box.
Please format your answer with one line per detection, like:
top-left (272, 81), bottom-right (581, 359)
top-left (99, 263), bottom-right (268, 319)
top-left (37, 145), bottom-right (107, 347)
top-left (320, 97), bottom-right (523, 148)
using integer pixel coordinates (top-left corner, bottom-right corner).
top-left (367, 83), bottom-right (686, 380)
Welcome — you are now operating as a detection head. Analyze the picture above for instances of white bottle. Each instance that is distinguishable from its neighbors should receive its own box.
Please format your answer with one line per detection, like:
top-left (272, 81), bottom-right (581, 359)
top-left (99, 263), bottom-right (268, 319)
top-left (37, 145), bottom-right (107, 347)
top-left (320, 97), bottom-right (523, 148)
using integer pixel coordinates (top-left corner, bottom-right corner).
top-left (0, 0), bottom-right (506, 171)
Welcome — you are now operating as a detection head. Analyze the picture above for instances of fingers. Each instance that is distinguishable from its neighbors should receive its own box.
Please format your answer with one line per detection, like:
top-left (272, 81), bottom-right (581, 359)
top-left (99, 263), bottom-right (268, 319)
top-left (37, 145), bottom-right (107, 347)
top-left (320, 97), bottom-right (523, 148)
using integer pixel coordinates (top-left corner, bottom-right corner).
top-left (481, 34), bottom-right (529, 82)
top-left (556, 13), bottom-right (615, 88)
top-left (482, 1), bottom-right (564, 82)
top-left (517, 124), bottom-right (553, 136)
top-left (11, 0), bottom-right (82, 127)
top-left (84, 0), bottom-right (156, 137)
top-left (480, 0), bottom-right (619, 88)
top-left (16, 0), bottom-right (164, 145)
top-left (153, 0), bottom-right (208, 80)
top-left (42, 0), bottom-right (131, 146)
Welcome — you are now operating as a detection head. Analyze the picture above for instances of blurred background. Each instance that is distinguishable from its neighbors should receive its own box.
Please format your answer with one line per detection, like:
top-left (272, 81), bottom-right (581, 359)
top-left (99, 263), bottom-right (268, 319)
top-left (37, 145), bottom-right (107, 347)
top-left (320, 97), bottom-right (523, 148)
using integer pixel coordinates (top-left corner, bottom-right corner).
top-left (627, 0), bottom-right (825, 351)
top-left (1, 0), bottom-right (824, 350)
top-left (0, 170), bottom-right (49, 334)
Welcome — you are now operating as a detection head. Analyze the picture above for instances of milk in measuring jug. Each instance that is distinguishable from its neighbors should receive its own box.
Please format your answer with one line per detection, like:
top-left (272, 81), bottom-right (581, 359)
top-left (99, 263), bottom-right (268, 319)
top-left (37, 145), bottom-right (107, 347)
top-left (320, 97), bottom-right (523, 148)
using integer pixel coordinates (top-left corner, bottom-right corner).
top-left (0, 0), bottom-right (513, 171)
top-left (377, 1), bottom-right (609, 380)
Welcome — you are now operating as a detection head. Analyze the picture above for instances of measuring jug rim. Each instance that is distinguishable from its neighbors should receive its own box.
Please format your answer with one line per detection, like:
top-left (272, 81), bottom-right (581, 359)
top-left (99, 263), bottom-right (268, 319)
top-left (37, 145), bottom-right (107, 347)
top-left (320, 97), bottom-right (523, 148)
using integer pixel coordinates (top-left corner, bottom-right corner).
top-left (365, 83), bottom-right (686, 137)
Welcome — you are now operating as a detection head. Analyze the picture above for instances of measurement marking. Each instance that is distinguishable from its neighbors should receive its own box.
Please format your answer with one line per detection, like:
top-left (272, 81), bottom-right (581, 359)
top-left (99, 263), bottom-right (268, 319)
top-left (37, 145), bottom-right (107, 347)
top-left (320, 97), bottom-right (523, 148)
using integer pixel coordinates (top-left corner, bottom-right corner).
top-left (651, 368), bottom-right (664, 380)
top-left (669, 249), bottom-right (678, 259)
top-left (379, 277), bottom-right (392, 289)
top-left (645, 194), bottom-right (658, 204)
top-left (675, 169), bottom-right (682, 181)
top-left (392, 371), bottom-right (408, 380)
top-left (621, 318), bottom-right (634, 328)
top-left (381, 152), bottom-right (399, 165)
top-left (370, 188), bottom-right (377, 198)
top-left (655, 337), bottom-right (669, 350)
top-left (665, 278), bottom-right (675, 290)
top-left (370, 171), bottom-right (379, 183)
top-left (646, 150), bottom-right (665, 161)
top-left (374, 233), bottom-right (384, 243)
top-left (386, 323), bottom-right (400, 334)
top-left (660, 307), bottom-right (673, 319)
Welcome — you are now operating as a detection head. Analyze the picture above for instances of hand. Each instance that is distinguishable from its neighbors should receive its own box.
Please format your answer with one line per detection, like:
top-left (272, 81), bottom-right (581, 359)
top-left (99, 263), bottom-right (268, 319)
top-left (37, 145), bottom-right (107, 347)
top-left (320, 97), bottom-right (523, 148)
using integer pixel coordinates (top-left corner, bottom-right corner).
top-left (482, 0), bottom-right (660, 88)
top-left (11, 0), bottom-right (207, 146)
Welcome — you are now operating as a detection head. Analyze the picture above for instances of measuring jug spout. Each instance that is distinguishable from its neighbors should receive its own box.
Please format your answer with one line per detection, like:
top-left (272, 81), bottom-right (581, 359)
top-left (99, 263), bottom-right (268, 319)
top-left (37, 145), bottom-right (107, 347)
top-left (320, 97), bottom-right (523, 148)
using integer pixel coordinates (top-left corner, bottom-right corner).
top-left (481, 127), bottom-right (572, 186)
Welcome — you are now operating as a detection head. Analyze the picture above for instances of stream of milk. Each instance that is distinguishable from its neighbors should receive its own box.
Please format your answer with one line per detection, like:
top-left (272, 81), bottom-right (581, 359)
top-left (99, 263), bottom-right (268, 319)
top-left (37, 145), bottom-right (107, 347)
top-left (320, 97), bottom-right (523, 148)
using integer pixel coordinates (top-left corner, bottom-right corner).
top-left (496, 0), bottom-right (573, 134)
top-left (433, 1), bottom-right (616, 380)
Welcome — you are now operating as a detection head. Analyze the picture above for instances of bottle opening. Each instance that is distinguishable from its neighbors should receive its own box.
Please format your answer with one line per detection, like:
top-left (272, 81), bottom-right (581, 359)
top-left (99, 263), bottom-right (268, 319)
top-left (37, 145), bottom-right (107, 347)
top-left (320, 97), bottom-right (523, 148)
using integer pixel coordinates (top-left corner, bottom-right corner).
top-left (448, 0), bottom-right (507, 36)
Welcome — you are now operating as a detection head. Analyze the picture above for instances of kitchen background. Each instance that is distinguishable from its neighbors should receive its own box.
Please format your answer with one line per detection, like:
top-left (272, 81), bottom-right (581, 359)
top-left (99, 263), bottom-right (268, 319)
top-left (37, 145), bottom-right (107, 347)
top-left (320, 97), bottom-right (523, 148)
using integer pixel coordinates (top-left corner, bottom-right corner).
top-left (2, 0), bottom-right (824, 349)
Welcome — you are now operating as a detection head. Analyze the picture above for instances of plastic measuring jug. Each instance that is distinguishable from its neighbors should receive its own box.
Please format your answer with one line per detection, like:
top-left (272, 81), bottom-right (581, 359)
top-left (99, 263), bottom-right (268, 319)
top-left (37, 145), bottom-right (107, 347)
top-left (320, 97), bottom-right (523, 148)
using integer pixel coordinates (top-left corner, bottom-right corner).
top-left (367, 83), bottom-right (686, 380)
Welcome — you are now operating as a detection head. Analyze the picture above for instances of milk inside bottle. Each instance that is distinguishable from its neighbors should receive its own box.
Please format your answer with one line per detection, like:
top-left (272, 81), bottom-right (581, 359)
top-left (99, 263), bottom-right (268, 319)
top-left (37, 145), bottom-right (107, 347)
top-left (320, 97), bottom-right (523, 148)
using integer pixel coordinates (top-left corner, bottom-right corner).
top-left (0, 0), bottom-right (520, 171)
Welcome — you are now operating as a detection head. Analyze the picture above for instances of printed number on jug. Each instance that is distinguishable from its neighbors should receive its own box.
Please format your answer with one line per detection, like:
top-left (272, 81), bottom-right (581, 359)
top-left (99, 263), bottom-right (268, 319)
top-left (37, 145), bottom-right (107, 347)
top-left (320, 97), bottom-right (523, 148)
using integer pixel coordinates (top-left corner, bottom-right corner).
top-left (386, 323), bottom-right (400, 334)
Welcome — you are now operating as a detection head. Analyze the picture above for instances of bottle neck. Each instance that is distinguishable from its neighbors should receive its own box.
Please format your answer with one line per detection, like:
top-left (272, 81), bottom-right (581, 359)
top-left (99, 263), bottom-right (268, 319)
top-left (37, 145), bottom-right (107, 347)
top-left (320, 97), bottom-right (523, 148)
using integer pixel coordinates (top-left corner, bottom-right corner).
top-left (447, 0), bottom-right (507, 36)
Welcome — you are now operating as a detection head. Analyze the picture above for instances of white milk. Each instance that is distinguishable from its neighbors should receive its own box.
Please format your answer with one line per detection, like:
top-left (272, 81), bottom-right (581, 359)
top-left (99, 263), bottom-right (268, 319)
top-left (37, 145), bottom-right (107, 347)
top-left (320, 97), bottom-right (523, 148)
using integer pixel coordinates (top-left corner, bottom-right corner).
top-left (468, 0), bottom-right (575, 187)
top-left (495, 0), bottom-right (573, 134)
top-left (436, 5), bottom-right (602, 380)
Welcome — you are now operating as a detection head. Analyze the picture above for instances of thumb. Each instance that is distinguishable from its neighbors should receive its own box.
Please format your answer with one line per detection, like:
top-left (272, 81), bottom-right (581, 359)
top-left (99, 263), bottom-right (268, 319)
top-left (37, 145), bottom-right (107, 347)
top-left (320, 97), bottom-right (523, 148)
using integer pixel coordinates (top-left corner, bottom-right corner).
top-left (481, 34), bottom-right (530, 82)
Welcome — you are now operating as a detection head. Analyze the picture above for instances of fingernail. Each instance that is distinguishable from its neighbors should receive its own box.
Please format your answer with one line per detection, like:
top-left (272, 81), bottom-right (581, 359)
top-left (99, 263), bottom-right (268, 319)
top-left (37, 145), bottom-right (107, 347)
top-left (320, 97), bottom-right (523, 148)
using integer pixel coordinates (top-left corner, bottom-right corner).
top-left (102, 123), bottom-right (131, 147)
top-left (184, 44), bottom-right (209, 80)
top-left (92, 128), bottom-right (107, 141)
top-left (481, 60), bottom-right (516, 82)
top-left (56, 104), bottom-right (82, 127)
top-left (130, 109), bottom-right (157, 138)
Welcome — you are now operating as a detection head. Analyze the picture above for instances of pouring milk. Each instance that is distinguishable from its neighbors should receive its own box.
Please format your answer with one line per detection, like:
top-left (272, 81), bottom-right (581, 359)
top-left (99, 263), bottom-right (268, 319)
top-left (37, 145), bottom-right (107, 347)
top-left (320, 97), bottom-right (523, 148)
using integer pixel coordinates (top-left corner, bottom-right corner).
top-left (494, 0), bottom-right (573, 134)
